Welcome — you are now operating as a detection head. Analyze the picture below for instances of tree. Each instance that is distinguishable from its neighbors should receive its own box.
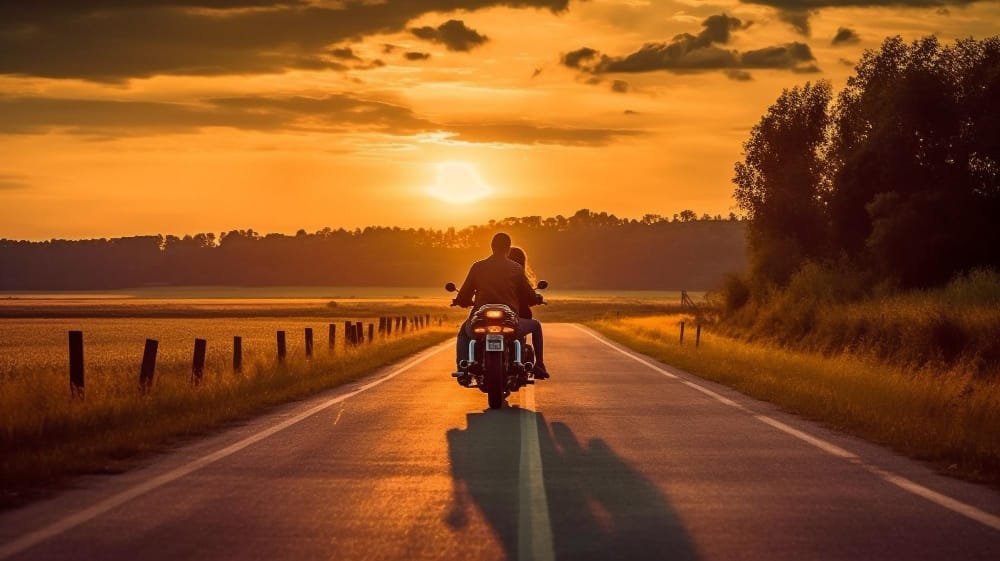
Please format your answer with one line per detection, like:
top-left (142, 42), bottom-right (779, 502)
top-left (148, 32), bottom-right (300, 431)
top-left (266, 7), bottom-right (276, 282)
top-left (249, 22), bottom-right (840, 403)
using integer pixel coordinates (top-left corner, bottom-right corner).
top-left (733, 80), bottom-right (832, 285)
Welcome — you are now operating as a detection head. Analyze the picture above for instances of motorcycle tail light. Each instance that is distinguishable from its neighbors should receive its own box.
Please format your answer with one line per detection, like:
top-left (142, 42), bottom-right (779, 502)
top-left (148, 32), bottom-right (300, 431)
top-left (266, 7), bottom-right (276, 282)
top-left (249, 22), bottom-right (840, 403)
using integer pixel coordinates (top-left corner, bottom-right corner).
top-left (473, 327), bottom-right (486, 334)
top-left (487, 325), bottom-right (503, 333)
top-left (502, 327), bottom-right (515, 333)
top-left (485, 310), bottom-right (504, 319)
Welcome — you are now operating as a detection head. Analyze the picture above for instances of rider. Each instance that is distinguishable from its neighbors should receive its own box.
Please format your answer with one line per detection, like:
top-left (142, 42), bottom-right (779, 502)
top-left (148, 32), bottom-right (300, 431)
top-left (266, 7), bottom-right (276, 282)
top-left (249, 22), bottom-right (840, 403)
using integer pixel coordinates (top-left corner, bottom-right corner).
top-left (507, 246), bottom-right (549, 379)
top-left (452, 232), bottom-right (536, 377)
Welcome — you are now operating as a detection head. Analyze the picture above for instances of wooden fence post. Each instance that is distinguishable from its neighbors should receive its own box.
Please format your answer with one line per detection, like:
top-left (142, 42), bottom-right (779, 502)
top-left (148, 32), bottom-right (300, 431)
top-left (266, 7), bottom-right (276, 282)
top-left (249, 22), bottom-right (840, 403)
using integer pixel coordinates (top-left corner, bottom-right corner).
top-left (344, 321), bottom-right (353, 345)
top-left (355, 321), bottom-right (364, 343)
top-left (696, 324), bottom-right (702, 347)
top-left (305, 327), bottom-right (313, 358)
top-left (277, 330), bottom-right (287, 362)
top-left (368, 323), bottom-right (374, 343)
top-left (233, 336), bottom-right (243, 373)
top-left (139, 339), bottom-right (158, 393)
top-left (192, 338), bottom-right (207, 384)
top-left (329, 324), bottom-right (336, 350)
top-left (679, 321), bottom-right (685, 345)
top-left (69, 330), bottom-right (84, 398)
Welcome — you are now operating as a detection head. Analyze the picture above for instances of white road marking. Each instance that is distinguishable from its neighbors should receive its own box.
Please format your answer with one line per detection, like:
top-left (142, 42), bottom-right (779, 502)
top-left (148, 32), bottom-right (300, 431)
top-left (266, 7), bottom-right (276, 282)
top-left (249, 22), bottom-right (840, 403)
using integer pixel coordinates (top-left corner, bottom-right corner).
top-left (0, 343), bottom-right (450, 561)
top-left (571, 324), bottom-right (1000, 532)
top-left (517, 386), bottom-right (556, 561)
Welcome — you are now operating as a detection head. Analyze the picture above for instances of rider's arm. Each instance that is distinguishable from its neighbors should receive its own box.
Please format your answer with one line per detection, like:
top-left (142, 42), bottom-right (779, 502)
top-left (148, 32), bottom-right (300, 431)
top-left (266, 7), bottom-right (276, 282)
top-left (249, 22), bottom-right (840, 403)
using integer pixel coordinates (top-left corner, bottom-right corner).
top-left (515, 267), bottom-right (538, 309)
top-left (454, 263), bottom-right (477, 308)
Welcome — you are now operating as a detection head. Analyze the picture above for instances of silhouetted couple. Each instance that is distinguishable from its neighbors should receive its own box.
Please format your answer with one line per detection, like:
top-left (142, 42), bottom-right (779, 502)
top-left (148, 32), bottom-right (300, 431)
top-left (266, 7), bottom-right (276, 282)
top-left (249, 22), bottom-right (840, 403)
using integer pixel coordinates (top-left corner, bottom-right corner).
top-left (452, 232), bottom-right (549, 379)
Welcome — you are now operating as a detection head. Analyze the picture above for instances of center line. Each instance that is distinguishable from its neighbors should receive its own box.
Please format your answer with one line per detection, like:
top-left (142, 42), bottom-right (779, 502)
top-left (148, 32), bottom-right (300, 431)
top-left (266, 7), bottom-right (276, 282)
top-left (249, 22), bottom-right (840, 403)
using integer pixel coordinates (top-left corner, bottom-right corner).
top-left (518, 386), bottom-right (556, 561)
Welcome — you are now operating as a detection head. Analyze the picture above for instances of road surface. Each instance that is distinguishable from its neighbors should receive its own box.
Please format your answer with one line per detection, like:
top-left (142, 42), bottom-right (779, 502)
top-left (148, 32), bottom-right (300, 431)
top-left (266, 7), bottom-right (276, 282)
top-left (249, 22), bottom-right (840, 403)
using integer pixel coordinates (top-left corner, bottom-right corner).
top-left (1, 324), bottom-right (998, 561)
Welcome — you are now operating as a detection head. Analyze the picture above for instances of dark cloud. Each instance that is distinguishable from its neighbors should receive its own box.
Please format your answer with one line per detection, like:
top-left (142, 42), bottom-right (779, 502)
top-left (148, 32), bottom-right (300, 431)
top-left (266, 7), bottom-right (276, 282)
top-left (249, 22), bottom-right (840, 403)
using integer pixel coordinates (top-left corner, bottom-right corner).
top-left (562, 14), bottom-right (815, 77)
top-left (0, 174), bottom-right (30, 191)
top-left (0, 94), bottom-right (636, 146)
top-left (330, 47), bottom-right (361, 61)
top-left (832, 27), bottom-right (861, 45)
top-left (0, 1), bottom-right (569, 81)
top-left (778, 9), bottom-right (812, 35)
top-left (725, 69), bottom-right (753, 81)
top-left (610, 80), bottom-right (630, 93)
top-left (741, 0), bottom-right (982, 35)
top-left (562, 47), bottom-right (600, 69)
top-left (411, 20), bottom-right (488, 51)
top-left (405, 52), bottom-right (432, 61)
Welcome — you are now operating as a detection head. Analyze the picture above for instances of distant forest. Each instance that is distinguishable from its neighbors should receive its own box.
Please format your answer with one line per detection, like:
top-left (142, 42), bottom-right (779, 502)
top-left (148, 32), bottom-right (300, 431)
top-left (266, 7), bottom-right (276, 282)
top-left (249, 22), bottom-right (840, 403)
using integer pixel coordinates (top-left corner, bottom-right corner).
top-left (0, 210), bottom-right (747, 291)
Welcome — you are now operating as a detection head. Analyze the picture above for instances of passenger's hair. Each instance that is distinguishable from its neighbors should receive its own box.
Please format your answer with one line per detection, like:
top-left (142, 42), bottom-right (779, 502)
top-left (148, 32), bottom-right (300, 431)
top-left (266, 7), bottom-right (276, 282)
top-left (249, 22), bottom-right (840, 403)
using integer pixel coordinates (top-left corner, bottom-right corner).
top-left (490, 232), bottom-right (512, 254)
top-left (508, 246), bottom-right (537, 284)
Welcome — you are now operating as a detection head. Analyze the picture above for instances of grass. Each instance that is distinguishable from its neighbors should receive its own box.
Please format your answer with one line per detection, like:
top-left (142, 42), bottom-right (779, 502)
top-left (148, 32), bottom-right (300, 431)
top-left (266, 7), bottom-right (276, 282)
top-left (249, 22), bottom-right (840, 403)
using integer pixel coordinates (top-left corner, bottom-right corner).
top-left (591, 314), bottom-right (1000, 484)
top-left (719, 268), bottom-right (1000, 376)
top-left (0, 318), bottom-right (451, 507)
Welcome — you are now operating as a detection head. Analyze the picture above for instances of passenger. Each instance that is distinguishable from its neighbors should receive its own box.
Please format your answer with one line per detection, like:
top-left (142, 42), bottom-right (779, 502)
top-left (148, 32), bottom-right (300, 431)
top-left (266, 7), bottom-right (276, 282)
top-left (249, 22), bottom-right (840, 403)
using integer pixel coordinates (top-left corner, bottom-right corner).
top-left (507, 246), bottom-right (549, 379)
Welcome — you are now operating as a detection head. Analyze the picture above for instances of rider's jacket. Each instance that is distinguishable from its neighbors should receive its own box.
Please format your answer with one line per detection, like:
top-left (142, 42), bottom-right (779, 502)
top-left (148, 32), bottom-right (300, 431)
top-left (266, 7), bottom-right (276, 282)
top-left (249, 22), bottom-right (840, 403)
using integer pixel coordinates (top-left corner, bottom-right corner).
top-left (455, 253), bottom-right (535, 314)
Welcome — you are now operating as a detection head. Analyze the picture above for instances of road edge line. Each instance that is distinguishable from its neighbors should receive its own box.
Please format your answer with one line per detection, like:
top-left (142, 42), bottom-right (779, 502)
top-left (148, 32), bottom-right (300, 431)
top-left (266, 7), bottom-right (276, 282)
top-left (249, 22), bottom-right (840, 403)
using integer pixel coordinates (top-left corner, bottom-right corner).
top-left (570, 323), bottom-right (1000, 532)
top-left (0, 342), bottom-right (451, 561)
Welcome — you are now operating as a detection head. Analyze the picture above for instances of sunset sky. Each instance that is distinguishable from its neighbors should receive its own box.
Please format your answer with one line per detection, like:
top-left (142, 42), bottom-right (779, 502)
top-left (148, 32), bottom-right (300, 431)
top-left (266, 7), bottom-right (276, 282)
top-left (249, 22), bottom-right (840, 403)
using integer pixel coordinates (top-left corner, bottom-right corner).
top-left (1, 0), bottom-right (998, 240)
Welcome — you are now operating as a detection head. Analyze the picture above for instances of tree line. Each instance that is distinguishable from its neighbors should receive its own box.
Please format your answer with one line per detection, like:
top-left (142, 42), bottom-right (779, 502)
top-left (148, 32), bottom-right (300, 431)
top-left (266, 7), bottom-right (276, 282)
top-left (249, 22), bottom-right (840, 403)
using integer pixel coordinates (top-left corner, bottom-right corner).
top-left (733, 35), bottom-right (1000, 291)
top-left (0, 210), bottom-right (746, 290)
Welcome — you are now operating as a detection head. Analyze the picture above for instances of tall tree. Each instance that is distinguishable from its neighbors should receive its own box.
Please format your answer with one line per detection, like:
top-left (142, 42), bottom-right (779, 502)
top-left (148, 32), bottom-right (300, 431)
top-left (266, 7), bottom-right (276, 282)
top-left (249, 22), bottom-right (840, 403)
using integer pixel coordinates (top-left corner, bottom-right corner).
top-left (733, 81), bottom-right (832, 285)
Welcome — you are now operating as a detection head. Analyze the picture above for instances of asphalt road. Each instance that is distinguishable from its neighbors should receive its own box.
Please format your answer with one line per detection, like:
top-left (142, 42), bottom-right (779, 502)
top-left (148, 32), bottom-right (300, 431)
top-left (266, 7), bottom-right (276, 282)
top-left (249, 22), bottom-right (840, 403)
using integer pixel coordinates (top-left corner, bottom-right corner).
top-left (1, 324), bottom-right (998, 561)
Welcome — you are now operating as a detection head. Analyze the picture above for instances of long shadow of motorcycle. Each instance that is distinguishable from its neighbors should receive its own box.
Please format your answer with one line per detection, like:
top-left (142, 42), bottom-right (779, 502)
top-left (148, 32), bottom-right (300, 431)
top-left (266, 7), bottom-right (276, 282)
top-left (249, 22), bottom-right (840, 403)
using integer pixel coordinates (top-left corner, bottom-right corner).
top-left (446, 409), bottom-right (701, 561)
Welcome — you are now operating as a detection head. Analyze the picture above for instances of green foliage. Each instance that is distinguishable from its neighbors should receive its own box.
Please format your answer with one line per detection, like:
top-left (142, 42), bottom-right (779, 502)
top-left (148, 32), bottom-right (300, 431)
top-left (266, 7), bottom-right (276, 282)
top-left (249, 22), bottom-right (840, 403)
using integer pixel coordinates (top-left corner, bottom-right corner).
top-left (735, 35), bottom-right (1000, 289)
top-left (718, 273), bottom-right (751, 313)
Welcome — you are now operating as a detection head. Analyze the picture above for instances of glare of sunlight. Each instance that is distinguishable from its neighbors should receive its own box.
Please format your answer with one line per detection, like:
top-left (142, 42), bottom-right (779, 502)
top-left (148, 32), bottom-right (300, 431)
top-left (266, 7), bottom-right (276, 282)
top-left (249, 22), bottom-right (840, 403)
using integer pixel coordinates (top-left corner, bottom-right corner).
top-left (426, 161), bottom-right (493, 204)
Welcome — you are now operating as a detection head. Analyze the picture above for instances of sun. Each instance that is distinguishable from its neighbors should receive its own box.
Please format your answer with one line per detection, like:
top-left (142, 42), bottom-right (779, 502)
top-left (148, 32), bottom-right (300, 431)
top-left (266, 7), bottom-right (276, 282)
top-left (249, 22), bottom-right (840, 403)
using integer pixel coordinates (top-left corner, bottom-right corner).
top-left (426, 161), bottom-right (493, 204)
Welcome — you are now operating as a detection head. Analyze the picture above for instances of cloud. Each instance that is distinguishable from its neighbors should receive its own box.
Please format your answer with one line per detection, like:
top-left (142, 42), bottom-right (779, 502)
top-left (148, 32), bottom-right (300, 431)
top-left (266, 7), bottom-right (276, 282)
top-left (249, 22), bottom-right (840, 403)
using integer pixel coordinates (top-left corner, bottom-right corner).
top-left (330, 47), bottom-right (361, 61)
top-left (405, 52), bottom-right (432, 61)
top-left (0, 1), bottom-right (569, 81)
top-left (725, 69), bottom-right (753, 81)
top-left (411, 20), bottom-right (489, 51)
top-left (610, 80), bottom-right (630, 93)
top-left (561, 14), bottom-right (816, 77)
top-left (0, 94), bottom-right (637, 146)
top-left (562, 47), bottom-right (601, 69)
top-left (832, 27), bottom-right (861, 45)
top-left (0, 174), bottom-right (30, 191)
top-left (741, 0), bottom-right (983, 35)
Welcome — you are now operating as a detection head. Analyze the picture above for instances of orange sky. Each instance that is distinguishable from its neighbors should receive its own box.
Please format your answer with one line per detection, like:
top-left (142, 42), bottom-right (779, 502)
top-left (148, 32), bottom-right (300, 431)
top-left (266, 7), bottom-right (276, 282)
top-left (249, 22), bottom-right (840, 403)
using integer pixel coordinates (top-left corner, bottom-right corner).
top-left (1, 0), bottom-right (998, 240)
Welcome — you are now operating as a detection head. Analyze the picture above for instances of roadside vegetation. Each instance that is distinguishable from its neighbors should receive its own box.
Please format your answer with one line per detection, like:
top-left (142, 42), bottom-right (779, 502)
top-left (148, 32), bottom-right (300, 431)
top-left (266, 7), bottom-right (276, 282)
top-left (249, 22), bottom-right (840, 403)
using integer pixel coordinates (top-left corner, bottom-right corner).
top-left (0, 320), bottom-right (450, 506)
top-left (592, 315), bottom-right (1000, 483)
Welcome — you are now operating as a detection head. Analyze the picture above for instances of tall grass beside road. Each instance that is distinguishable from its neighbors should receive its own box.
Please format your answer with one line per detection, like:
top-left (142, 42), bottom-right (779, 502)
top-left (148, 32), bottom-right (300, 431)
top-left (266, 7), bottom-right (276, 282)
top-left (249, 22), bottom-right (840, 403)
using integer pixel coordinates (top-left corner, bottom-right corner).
top-left (591, 315), bottom-right (1000, 484)
top-left (718, 267), bottom-right (1000, 376)
top-left (0, 328), bottom-right (450, 505)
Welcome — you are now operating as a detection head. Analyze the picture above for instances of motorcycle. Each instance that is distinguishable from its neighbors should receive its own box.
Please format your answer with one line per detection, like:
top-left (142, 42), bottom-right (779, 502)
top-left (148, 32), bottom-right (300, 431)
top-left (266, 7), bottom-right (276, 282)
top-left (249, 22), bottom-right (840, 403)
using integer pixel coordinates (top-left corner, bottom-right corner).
top-left (444, 280), bottom-right (549, 409)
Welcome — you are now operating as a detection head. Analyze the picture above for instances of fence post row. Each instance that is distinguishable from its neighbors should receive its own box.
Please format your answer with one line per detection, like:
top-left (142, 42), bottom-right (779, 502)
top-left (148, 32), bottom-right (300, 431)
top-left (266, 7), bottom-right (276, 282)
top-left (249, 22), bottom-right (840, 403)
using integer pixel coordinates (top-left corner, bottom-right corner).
top-left (233, 336), bottom-right (243, 373)
top-left (277, 330), bottom-right (287, 362)
top-left (192, 338), bottom-right (207, 384)
top-left (68, 330), bottom-right (84, 398)
top-left (139, 339), bottom-right (158, 393)
top-left (305, 327), bottom-right (313, 358)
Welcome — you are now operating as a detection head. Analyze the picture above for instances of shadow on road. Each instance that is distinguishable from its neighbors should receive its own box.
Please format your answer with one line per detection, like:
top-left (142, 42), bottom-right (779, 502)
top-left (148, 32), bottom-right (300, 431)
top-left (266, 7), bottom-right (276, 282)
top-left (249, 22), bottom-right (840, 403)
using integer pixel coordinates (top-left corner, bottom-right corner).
top-left (447, 407), bottom-right (700, 561)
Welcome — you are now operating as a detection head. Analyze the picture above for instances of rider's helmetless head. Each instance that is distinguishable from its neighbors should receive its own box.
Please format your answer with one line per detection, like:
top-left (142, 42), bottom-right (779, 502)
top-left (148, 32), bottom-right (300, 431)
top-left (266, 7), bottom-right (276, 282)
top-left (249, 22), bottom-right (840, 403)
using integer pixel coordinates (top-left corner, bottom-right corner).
top-left (490, 233), bottom-right (512, 256)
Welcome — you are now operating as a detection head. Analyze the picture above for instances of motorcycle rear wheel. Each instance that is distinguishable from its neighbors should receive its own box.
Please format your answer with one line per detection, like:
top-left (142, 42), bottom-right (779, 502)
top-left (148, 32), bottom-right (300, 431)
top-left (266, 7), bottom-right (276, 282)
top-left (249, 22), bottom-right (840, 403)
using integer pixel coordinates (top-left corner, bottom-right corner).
top-left (483, 351), bottom-right (504, 410)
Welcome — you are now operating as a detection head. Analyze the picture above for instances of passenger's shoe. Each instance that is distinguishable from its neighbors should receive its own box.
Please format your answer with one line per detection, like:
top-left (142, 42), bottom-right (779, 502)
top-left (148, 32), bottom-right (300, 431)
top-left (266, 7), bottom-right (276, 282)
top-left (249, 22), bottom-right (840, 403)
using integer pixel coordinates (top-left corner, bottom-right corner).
top-left (533, 363), bottom-right (550, 379)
